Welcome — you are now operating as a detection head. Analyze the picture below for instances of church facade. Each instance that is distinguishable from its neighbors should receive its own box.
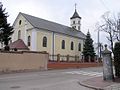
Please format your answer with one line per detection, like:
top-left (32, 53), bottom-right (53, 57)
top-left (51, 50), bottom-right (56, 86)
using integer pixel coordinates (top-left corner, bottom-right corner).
top-left (11, 9), bottom-right (86, 61)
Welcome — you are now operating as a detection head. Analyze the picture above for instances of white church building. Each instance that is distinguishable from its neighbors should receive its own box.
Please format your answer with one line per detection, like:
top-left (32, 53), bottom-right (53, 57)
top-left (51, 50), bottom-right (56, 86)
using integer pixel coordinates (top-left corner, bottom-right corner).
top-left (11, 8), bottom-right (86, 61)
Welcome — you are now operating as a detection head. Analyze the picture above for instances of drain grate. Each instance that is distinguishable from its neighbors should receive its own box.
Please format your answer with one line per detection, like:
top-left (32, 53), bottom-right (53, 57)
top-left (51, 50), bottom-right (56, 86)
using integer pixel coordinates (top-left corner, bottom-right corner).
top-left (10, 86), bottom-right (21, 89)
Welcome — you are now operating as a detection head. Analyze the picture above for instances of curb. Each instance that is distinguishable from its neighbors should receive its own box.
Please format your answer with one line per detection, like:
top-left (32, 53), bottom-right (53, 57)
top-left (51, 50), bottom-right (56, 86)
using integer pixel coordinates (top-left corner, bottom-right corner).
top-left (78, 81), bottom-right (104, 90)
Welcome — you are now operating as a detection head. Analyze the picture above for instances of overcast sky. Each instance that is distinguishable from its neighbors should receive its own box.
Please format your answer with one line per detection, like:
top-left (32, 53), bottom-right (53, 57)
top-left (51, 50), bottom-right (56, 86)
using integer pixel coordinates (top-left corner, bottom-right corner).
top-left (1, 0), bottom-right (120, 45)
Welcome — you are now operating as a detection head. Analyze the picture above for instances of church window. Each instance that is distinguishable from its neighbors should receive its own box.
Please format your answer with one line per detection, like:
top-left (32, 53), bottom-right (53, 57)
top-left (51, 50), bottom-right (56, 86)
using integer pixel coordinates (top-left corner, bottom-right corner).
top-left (78, 43), bottom-right (81, 51)
top-left (62, 40), bottom-right (65, 49)
top-left (19, 20), bottom-right (22, 25)
top-left (28, 36), bottom-right (31, 46)
top-left (78, 26), bottom-right (80, 30)
top-left (43, 36), bottom-right (47, 47)
top-left (73, 21), bottom-right (75, 24)
top-left (71, 41), bottom-right (74, 50)
top-left (78, 21), bottom-right (80, 24)
top-left (18, 30), bottom-right (21, 39)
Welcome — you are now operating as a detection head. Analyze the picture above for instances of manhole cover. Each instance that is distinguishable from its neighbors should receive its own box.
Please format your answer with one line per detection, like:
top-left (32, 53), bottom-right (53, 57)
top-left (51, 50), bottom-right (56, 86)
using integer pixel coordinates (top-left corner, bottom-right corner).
top-left (10, 86), bottom-right (21, 89)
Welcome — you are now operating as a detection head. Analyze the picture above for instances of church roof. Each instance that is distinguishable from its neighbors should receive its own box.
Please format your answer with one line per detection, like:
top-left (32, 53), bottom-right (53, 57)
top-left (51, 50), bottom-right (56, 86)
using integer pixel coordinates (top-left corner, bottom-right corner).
top-left (70, 9), bottom-right (81, 19)
top-left (9, 39), bottom-right (29, 50)
top-left (20, 12), bottom-right (85, 39)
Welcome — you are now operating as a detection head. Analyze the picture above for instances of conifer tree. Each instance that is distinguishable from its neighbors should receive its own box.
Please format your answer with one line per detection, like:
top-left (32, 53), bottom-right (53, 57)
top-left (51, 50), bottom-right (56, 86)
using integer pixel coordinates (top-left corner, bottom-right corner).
top-left (82, 31), bottom-right (96, 62)
top-left (113, 42), bottom-right (120, 78)
top-left (0, 2), bottom-right (13, 51)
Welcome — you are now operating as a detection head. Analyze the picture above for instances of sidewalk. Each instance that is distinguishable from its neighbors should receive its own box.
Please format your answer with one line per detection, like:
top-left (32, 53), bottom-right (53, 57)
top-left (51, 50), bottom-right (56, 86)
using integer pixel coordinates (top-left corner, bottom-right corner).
top-left (79, 76), bottom-right (120, 90)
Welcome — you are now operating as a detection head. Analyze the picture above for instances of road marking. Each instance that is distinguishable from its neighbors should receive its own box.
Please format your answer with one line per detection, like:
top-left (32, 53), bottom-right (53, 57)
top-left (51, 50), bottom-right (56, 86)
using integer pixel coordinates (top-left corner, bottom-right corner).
top-left (63, 71), bottom-right (103, 77)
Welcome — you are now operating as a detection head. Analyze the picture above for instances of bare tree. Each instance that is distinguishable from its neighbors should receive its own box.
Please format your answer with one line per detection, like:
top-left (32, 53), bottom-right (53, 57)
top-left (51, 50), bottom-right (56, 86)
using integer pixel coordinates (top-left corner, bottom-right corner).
top-left (96, 12), bottom-right (119, 53)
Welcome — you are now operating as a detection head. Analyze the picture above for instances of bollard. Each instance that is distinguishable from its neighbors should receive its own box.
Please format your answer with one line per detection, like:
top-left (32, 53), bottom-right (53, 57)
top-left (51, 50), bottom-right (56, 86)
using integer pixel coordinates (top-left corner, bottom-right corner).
top-left (102, 44), bottom-right (114, 81)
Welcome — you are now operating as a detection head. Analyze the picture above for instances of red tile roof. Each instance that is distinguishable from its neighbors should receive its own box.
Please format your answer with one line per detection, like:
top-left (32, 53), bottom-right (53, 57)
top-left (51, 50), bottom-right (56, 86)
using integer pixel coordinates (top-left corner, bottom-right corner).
top-left (9, 39), bottom-right (29, 50)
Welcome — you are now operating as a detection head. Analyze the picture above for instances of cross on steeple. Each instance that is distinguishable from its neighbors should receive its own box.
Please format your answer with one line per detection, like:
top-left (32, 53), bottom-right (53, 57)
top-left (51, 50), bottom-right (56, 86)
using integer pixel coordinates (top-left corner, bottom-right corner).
top-left (75, 3), bottom-right (77, 10)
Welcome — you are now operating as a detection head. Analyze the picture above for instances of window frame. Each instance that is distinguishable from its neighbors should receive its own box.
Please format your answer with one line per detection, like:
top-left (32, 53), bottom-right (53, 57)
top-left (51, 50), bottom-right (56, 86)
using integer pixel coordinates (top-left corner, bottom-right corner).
top-left (78, 43), bottom-right (81, 51)
top-left (71, 41), bottom-right (74, 50)
top-left (19, 20), bottom-right (22, 25)
top-left (61, 40), bottom-right (65, 49)
top-left (28, 36), bottom-right (31, 46)
top-left (43, 36), bottom-right (47, 47)
top-left (73, 21), bottom-right (75, 24)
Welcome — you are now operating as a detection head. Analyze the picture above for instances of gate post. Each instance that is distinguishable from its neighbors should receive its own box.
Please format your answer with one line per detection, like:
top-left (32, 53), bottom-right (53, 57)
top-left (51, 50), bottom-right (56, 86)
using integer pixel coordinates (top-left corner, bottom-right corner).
top-left (102, 44), bottom-right (114, 81)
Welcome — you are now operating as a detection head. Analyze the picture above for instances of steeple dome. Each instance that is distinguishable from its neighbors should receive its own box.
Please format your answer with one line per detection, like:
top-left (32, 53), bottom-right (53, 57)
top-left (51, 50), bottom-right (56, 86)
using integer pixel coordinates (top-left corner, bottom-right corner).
top-left (70, 4), bottom-right (82, 31)
top-left (70, 9), bottom-right (81, 19)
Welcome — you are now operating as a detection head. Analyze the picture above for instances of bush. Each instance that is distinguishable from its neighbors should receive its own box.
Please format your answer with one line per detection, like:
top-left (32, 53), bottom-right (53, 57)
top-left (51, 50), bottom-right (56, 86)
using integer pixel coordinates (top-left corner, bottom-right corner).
top-left (4, 45), bottom-right (10, 51)
top-left (113, 42), bottom-right (120, 78)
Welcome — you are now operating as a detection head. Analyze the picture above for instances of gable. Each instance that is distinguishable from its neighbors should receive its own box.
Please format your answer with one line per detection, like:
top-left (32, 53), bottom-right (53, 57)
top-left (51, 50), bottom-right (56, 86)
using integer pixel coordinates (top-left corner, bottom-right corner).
top-left (13, 13), bottom-right (33, 29)
top-left (12, 13), bottom-right (34, 42)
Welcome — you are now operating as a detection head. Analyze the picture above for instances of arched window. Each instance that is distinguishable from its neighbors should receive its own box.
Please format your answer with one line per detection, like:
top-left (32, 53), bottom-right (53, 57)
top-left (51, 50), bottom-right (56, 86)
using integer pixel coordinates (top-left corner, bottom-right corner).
top-left (28, 36), bottom-right (31, 46)
top-left (18, 30), bottom-right (21, 39)
top-left (71, 41), bottom-right (74, 50)
top-left (73, 21), bottom-right (75, 24)
top-left (62, 40), bottom-right (65, 49)
top-left (78, 26), bottom-right (80, 30)
top-left (19, 20), bottom-right (22, 25)
top-left (43, 36), bottom-right (47, 47)
top-left (78, 43), bottom-right (81, 51)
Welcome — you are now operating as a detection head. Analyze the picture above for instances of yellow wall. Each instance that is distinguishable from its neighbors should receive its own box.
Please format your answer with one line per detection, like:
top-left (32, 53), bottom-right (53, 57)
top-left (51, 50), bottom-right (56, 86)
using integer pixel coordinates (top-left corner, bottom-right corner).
top-left (36, 29), bottom-right (53, 54)
top-left (54, 33), bottom-right (83, 56)
top-left (36, 30), bottom-right (84, 56)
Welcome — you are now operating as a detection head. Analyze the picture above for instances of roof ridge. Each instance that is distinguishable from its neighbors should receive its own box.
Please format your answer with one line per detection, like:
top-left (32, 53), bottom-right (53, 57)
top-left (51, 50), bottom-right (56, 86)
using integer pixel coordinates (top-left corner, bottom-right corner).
top-left (21, 12), bottom-right (73, 29)
top-left (19, 12), bottom-right (86, 39)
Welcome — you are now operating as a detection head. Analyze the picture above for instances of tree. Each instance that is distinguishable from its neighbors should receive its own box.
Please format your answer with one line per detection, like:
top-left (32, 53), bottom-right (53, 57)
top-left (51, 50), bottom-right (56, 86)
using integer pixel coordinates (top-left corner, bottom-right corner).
top-left (0, 2), bottom-right (13, 51)
top-left (96, 12), bottom-right (120, 53)
top-left (82, 31), bottom-right (96, 62)
top-left (113, 42), bottom-right (120, 78)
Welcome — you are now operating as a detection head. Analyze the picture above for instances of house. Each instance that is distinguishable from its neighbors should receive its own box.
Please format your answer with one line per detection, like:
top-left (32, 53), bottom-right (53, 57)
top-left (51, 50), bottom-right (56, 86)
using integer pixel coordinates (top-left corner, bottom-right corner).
top-left (11, 9), bottom-right (86, 61)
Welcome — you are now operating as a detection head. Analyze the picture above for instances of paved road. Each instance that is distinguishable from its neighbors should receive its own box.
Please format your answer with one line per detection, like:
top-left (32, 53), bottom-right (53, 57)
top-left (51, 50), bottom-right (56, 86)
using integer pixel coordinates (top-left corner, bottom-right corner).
top-left (0, 67), bottom-right (103, 90)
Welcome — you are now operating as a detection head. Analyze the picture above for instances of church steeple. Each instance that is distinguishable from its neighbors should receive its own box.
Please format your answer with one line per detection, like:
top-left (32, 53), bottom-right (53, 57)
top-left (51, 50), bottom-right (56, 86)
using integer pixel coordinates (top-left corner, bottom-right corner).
top-left (70, 4), bottom-right (81, 31)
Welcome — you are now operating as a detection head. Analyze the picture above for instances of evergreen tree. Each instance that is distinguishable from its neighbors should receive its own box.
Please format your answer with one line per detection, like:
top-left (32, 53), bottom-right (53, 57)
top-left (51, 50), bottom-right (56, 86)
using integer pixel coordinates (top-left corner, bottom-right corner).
top-left (113, 42), bottom-right (120, 78)
top-left (82, 31), bottom-right (96, 62)
top-left (0, 2), bottom-right (13, 51)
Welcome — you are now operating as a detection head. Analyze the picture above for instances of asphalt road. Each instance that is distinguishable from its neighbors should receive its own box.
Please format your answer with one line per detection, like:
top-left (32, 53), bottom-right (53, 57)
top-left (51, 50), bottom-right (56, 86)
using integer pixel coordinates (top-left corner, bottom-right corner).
top-left (0, 67), bottom-right (103, 90)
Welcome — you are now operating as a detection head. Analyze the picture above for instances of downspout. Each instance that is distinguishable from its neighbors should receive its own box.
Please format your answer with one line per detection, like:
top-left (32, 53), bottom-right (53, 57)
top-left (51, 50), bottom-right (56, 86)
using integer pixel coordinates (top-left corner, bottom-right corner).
top-left (52, 32), bottom-right (55, 60)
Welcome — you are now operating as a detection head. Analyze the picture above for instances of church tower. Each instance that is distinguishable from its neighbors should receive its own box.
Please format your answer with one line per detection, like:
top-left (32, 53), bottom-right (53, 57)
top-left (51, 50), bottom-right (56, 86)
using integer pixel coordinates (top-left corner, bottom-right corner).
top-left (70, 4), bottom-right (81, 31)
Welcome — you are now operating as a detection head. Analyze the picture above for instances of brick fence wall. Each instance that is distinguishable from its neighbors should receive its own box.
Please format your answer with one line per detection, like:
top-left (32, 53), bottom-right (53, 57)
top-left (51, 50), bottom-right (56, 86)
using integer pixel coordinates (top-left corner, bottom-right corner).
top-left (48, 62), bottom-right (102, 69)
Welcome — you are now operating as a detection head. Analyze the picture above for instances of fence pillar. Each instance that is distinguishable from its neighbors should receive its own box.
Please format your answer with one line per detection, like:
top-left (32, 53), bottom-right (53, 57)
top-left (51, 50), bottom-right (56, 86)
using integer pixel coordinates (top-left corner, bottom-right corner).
top-left (67, 55), bottom-right (69, 62)
top-left (102, 44), bottom-right (114, 81)
top-left (75, 55), bottom-right (77, 62)
top-left (88, 56), bottom-right (91, 62)
top-left (57, 54), bottom-right (60, 62)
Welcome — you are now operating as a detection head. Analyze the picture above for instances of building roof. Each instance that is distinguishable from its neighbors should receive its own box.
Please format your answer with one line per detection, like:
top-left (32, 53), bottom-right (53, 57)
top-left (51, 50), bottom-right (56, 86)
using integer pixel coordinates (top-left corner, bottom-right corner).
top-left (9, 39), bottom-right (29, 50)
top-left (20, 12), bottom-right (85, 39)
top-left (70, 9), bottom-right (81, 19)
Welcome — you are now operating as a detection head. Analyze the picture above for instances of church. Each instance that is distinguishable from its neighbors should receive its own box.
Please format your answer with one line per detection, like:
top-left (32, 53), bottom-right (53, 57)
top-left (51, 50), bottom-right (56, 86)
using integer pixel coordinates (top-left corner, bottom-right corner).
top-left (11, 8), bottom-right (86, 61)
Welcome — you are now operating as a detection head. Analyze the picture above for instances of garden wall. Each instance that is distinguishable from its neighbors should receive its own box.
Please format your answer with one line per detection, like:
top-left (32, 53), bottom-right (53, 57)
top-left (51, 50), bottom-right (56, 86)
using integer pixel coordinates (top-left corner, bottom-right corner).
top-left (0, 51), bottom-right (48, 73)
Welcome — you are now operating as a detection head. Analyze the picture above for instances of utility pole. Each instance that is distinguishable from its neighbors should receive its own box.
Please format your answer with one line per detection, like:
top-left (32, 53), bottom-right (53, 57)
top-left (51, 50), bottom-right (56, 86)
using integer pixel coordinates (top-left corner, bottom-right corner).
top-left (97, 30), bottom-right (100, 61)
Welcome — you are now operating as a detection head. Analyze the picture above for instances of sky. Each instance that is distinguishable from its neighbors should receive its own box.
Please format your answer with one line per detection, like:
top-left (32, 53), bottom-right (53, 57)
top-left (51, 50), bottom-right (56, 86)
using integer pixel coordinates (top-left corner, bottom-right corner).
top-left (1, 0), bottom-right (120, 46)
